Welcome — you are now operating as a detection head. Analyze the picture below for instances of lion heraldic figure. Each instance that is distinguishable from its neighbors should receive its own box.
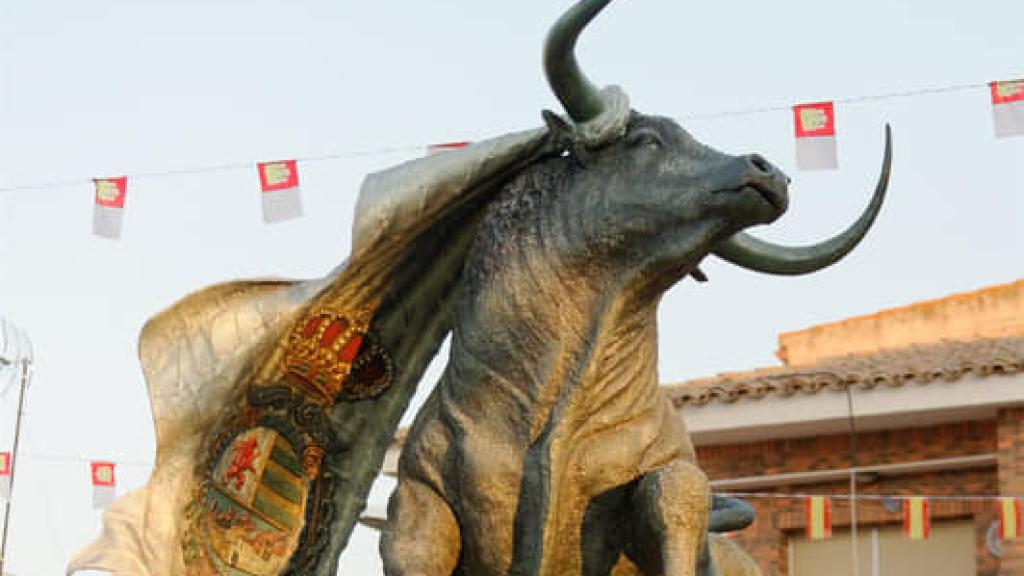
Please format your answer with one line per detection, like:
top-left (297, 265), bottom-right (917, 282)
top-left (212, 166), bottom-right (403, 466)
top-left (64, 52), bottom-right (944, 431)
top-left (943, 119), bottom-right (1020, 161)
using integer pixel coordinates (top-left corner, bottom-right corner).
top-left (382, 1), bottom-right (891, 576)
top-left (67, 1), bottom-right (891, 575)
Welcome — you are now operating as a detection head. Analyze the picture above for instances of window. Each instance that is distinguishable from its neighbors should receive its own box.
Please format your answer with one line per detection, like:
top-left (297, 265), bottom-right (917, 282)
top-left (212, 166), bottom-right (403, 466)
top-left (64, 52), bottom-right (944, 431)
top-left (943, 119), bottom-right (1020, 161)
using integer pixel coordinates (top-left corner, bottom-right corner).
top-left (789, 521), bottom-right (976, 576)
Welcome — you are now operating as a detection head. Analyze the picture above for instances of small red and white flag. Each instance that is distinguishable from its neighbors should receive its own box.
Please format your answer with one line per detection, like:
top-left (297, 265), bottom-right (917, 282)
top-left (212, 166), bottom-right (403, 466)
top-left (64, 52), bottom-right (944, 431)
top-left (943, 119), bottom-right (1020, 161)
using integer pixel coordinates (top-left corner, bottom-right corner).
top-left (0, 451), bottom-right (11, 501)
top-left (793, 101), bottom-right (838, 171)
top-left (91, 461), bottom-right (117, 509)
top-left (93, 176), bottom-right (127, 239)
top-left (805, 496), bottom-right (832, 540)
top-left (257, 160), bottom-right (303, 223)
top-left (903, 496), bottom-right (930, 540)
top-left (1000, 497), bottom-right (1022, 540)
top-left (426, 141), bottom-right (470, 155)
top-left (990, 79), bottom-right (1024, 138)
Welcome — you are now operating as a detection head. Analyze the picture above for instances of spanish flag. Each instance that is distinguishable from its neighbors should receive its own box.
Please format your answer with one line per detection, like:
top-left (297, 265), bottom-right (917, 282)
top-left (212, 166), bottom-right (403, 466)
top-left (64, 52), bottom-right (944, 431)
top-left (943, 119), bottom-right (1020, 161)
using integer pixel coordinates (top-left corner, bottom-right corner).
top-left (426, 141), bottom-right (471, 155)
top-left (805, 496), bottom-right (832, 540)
top-left (793, 101), bottom-right (838, 171)
top-left (92, 176), bottom-right (128, 239)
top-left (990, 79), bottom-right (1024, 138)
top-left (0, 451), bottom-right (10, 501)
top-left (257, 160), bottom-right (303, 224)
top-left (903, 496), bottom-right (930, 540)
top-left (90, 461), bottom-right (117, 510)
top-left (1000, 497), bottom-right (1022, 540)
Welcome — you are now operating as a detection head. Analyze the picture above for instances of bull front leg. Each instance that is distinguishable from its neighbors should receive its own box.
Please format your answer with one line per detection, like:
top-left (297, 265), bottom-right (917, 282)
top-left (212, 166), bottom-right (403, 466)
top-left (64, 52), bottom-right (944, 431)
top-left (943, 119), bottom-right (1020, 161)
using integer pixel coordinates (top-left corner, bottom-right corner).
top-left (627, 459), bottom-right (714, 576)
top-left (381, 476), bottom-right (461, 576)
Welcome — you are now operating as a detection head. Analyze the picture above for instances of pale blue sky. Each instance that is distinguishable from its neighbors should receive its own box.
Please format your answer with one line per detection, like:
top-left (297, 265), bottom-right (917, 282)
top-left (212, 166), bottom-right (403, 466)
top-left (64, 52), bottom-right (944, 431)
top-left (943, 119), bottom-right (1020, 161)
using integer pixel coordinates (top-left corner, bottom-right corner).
top-left (0, 1), bottom-right (1021, 574)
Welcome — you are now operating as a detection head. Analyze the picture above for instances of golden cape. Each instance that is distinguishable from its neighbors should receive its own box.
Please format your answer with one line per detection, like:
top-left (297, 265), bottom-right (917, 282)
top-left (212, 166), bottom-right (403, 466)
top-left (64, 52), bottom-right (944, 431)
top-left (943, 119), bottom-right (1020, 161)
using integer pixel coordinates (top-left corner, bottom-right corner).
top-left (68, 128), bottom-right (559, 576)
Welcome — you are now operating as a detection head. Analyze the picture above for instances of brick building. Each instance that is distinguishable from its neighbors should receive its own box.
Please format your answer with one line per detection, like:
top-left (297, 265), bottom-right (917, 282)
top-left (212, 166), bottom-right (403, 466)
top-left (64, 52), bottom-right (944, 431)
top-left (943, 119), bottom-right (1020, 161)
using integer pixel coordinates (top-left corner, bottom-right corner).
top-left (664, 279), bottom-right (1024, 575)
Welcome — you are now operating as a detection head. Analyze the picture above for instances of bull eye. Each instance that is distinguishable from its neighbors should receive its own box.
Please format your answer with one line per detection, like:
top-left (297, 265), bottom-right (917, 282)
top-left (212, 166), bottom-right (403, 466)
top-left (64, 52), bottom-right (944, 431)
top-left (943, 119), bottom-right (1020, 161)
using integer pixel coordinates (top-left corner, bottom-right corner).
top-left (626, 129), bottom-right (664, 150)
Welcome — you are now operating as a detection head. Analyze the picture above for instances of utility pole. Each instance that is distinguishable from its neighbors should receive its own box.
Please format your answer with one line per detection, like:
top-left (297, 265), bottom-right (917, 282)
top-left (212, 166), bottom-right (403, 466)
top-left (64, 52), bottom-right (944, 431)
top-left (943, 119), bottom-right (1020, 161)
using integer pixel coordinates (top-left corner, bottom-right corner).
top-left (0, 320), bottom-right (31, 576)
top-left (0, 356), bottom-right (29, 569)
top-left (847, 384), bottom-right (860, 576)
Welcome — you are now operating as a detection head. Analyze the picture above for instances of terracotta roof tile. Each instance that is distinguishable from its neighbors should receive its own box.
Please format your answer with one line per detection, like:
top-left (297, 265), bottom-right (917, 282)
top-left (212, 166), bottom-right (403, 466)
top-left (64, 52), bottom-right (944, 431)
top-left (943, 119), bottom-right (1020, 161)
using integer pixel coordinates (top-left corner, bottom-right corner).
top-left (664, 336), bottom-right (1024, 408)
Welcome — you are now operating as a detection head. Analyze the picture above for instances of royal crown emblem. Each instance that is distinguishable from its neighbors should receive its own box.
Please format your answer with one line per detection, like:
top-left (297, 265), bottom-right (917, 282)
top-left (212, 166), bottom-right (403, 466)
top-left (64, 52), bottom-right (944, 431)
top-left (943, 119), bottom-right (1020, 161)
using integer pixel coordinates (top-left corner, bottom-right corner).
top-left (284, 307), bottom-right (373, 402)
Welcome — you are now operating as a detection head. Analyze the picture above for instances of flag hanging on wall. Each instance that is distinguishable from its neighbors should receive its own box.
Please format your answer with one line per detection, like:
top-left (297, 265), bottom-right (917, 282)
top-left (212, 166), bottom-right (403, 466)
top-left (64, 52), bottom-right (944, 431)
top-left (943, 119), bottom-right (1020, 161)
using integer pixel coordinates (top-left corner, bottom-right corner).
top-left (1000, 497), bottom-right (1022, 539)
top-left (257, 160), bottom-right (303, 223)
top-left (793, 101), bottom-right (838, 171)
top-left (426, 141), bottom-right (471, 155)
top-left (92, 176), bottom-right (127, 239)
top-left (91, 461), bottom-right (117, 509)
top-left (0, 451), bottom-right (10, 501)
top-left (805, 495), bottom-right (832, 540)
top-left (903, 496), bottom-right (930, 540)
top-left (990, 79), bottom-right (1024, 138)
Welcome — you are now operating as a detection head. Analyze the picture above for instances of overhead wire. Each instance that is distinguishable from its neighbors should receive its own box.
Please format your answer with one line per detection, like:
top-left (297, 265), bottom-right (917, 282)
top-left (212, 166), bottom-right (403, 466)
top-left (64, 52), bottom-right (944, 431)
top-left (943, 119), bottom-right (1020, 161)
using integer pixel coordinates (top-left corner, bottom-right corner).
top-left (0, 79), bottom-right (998, 195)
top-left (681, 80), bottom-right (989, 121)
top-left (720, 492), bottom-right (1022, 502)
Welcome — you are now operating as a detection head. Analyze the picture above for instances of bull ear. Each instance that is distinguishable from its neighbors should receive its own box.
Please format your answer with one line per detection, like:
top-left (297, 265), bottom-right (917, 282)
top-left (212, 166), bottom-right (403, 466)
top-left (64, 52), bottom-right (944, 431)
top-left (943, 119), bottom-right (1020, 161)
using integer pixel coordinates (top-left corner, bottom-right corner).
top-left (542, 109), bottom-right (575, 146)
top-left (543, 109), bottom-right (594, 166)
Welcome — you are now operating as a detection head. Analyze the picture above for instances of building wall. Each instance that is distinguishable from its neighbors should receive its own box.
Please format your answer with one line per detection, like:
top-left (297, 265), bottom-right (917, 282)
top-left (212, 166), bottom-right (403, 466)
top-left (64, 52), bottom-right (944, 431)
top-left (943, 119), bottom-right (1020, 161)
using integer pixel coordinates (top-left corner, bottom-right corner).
top-left (776, 279), bottom-right (1024, 366)
top-left (697, 420), bottom-right (1005, 576)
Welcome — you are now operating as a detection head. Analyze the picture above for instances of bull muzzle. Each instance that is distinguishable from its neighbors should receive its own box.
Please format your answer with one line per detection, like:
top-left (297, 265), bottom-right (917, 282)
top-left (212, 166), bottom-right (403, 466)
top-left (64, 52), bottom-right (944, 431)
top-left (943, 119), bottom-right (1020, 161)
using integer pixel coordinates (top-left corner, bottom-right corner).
top-left (713, 125), bottom-right (892, 275)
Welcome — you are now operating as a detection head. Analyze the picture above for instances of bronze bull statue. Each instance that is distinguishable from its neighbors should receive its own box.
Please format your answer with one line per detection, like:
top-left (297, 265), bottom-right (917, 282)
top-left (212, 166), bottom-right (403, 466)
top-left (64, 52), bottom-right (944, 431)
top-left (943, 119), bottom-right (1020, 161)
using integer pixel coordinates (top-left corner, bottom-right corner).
top-left (382, 1), bottom-right (891, 575)
top-left (67, 1), bottom-right (890, 575)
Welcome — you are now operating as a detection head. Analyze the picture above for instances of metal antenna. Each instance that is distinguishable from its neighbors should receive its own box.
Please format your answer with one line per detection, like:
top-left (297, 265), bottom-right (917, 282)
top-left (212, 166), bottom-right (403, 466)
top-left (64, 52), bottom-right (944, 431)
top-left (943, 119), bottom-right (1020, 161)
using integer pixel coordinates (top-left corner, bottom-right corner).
top-left (846, 383), bottom-right (860, 576)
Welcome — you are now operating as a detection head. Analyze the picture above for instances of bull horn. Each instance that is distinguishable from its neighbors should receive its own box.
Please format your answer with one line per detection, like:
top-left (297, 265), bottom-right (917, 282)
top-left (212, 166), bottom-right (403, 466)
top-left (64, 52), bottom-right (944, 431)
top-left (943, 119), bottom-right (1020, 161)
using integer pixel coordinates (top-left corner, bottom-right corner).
top-left (544, 0), bottom-right (612, 123)
top-left (713, 124), bottom-right (892, 275)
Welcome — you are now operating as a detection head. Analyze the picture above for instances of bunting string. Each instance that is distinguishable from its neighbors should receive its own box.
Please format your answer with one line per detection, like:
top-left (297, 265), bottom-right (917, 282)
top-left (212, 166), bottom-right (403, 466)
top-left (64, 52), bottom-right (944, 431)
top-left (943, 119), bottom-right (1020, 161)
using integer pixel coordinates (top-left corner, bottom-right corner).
top-left (5, 449), bottom-right (1024, 500)
top-left (719, 492), bottom-right (1023, 501)
top-left (682, 80), bottom-right (990, 122)
top-left (0, 143), bottom-right (427, 195)
top-left (17, 451), bottom-right (152, 468)
top-left (0, 77), bottom-right (1015, 196)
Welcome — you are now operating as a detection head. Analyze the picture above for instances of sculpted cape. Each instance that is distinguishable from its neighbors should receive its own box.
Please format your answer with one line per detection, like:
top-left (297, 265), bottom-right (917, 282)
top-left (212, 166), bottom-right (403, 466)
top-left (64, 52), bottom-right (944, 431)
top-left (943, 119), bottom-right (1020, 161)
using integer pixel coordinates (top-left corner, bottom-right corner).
top-left (67, 127), bottom-right (562, 576)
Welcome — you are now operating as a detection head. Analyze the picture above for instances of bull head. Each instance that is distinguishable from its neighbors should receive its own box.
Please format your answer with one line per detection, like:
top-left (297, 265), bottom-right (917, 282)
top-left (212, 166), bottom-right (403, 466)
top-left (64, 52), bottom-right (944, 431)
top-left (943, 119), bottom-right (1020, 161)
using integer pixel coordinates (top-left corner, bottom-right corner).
top-left (544, 0), bottom-right (891, 277)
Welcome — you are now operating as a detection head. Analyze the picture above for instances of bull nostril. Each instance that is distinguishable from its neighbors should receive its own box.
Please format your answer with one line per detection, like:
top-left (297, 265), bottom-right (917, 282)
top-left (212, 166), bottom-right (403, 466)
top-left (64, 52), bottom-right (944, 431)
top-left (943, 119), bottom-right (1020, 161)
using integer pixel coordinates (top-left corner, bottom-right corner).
top-left (748, 154), bottom-right (772, 175)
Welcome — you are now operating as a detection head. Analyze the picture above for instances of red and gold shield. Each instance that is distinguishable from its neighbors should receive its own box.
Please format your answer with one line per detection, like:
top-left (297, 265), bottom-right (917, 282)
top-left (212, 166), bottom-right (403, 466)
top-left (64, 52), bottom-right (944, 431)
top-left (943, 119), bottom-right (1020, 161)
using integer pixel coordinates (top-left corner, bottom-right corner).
top-left (189, 427), bottom-right (310, 575)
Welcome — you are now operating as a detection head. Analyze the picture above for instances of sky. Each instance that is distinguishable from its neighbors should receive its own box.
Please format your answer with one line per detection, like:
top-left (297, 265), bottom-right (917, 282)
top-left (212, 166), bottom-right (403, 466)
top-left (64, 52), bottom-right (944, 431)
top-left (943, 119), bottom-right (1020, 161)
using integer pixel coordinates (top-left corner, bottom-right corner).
top-left (0, 0), bottom-right (1021, 574)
